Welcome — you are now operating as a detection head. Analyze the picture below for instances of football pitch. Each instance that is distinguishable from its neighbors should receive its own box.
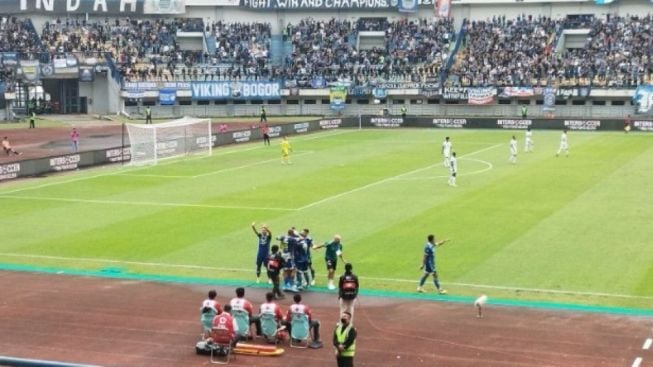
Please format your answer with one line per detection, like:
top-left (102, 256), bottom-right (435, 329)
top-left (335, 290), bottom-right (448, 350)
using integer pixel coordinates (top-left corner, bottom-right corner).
top-left (1, 128), bottom-right (652, 310)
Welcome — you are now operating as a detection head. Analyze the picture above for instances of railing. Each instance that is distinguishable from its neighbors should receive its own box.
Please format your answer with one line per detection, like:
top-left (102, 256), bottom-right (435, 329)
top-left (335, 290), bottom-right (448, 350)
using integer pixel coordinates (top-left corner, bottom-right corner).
top-left (440, 19), bottom-right (466, 85)
top-left (104, 52), bottom-right (122, 85)
top-left (123, 103), bottom-right (636, 120)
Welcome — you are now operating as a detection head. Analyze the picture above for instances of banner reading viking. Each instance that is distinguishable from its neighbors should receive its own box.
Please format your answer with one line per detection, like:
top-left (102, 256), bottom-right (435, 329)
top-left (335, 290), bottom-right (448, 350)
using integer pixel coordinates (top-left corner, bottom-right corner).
top-left (191, 81), bottom-right (281, 100)
top-left (6, 0), bottom-right (186, 14)
top-left (241, 0), bottom-right (391, 9)
top-left (467, 87), bottom-right (496, 105)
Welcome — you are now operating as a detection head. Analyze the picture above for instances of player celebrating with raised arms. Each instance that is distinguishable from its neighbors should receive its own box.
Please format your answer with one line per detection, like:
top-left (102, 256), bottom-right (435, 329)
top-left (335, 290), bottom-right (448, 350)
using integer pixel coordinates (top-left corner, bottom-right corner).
top-left (417, 234), bottom-right (449, 294)
top-left (252, 222), bottom-right (272, 284)
top-left (441, 136), bottom-right (452, 168)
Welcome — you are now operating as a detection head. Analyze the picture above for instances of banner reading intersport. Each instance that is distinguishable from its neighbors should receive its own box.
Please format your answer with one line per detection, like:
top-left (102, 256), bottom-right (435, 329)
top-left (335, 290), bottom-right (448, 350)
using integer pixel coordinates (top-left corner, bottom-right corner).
top-left (190, 81), bottom-right (281, 100)
top-left (4, 0), bottom-right (186, 14)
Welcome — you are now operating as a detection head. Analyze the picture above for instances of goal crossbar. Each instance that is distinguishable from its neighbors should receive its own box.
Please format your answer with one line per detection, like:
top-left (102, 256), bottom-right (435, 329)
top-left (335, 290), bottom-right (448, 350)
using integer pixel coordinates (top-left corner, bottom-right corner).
top-left (125, 116), bottom-right (212, 165)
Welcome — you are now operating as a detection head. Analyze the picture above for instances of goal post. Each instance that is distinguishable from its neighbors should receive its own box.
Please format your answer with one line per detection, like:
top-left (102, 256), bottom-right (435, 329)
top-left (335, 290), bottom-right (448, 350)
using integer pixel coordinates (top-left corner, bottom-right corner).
top-left (125, 116), bottom-right (212, 165)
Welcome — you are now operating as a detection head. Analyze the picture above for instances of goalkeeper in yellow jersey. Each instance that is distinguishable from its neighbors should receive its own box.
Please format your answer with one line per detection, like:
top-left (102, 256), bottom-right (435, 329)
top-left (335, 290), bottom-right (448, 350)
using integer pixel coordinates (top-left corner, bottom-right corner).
top-left (281, 136), bottom-right (292, 164)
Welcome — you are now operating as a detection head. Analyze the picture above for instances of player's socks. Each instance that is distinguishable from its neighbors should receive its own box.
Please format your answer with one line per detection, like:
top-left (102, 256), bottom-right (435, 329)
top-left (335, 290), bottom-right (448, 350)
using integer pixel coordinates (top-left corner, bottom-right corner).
top-left (434, 279), bottom-right (441, 289)
top-left (419, 274), bottom-right (428, 287)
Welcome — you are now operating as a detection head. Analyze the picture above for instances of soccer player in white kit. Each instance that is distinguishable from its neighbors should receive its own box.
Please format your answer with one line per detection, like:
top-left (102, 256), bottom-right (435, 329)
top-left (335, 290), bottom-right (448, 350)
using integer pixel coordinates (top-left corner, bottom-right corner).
top-left (442, 137), bottom-right (452, 168)
top-left (524, 127), bottom-right (534, 152)
top-left (556, 129), bottom-right (569, 157)
top-left (448, 152), bottom-right (457, 187)
top-left (509, 136), bottom-right (518, 164)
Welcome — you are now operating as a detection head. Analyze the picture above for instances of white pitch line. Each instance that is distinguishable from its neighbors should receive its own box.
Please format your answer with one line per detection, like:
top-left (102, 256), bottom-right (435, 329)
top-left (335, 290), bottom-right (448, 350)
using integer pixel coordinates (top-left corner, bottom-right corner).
top-left (392, 157), bottom-right (494, 180)
top-left (0, 195), bottom-right (296, 211)
top-left (644, 338), bottom-right (652, 350)
top-left (1, 252), bottom-right (650, 301)
top-left (114, 173), bottom-right (192, 178)
top-left (192, 151), bottom-right (314, 178)
top-left (0, 129), bottom-right (352, 195)
top-left (297, 144), bottom-right (502, 210)
top-left (631, 357), bottom-right (642, 367)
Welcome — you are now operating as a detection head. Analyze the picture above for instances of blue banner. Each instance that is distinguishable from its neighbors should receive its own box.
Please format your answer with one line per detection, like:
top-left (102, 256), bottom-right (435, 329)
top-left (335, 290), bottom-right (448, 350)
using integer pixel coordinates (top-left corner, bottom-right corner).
top-left (191, 81), bottom-right (281, 100)
top-left (372, 88), bottom-right (387, 99)
top-left (1, 52), bottom-right (18, 67)
top-left (397, 0), bottom-right (416, 12)
top-left (595, 0), bottom-right (616, 4)
top-left (543, 87), bottom-right (556, 113)
top-left (159, 89), bottom-right (176, 105)
top-left (0, 82), bottom-right (5, 94)
top-left (310, 76), bottom-right (327, 89)
top-left (633, 85), bottom-right (653, 114)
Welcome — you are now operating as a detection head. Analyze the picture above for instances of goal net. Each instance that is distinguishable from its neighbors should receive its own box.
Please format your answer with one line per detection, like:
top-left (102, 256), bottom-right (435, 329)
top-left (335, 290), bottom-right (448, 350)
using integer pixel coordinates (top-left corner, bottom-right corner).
top-left (125, 116), bottom-right (212, 165)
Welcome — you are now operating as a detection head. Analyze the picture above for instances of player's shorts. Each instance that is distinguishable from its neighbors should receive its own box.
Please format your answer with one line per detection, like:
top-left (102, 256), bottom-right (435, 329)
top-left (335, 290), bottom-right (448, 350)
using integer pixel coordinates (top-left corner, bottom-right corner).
top-left (256, 253), bottom-right (268, 267)
top-left (424, 263), bottom-right (435, 273)
top-left (283, 258), bottom-right (295, 270)
top-left (296, 261), bottom-right (308, 272)
top-left (450, 172), bottom-right (456, 177)
top-left (326, 259), bottom-right (337, 271)
top-left (559, 143), bottom-right (568, 150)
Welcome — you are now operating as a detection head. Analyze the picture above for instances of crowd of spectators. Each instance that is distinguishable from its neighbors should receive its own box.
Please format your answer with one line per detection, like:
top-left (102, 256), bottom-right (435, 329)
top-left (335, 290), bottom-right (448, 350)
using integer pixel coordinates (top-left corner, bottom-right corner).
top-left (39, 17), bottom-right (207, 81)
top-left (450, 15), bottom-right (561, 87)
top-left (0, 17), bottom-right (41, 54)
top-left (207, 21), bottom-right (271, 67)
top-left (2, 13), bottom-right (652, 89)
top-left (560, 15), bottom-right (653, 87)
top-left (282, 17), bottom-right (453, 86)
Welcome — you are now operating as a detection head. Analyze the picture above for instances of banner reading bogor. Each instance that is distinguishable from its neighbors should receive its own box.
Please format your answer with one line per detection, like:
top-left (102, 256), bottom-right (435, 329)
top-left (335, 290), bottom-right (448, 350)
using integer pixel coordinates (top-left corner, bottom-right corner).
top-left (191, 81), bottom-right (281, 100)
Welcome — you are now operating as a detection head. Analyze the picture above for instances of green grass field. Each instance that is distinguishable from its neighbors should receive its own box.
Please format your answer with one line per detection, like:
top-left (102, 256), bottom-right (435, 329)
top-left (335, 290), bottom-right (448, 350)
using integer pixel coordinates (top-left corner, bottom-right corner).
top-left (1, 128), bottom-right (652, 310)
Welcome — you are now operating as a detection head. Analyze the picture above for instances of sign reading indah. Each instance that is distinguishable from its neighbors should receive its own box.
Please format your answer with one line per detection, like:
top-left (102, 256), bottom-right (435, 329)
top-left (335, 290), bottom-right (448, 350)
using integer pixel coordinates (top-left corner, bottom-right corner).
top-left (10, 0), bottom-right (186, 14)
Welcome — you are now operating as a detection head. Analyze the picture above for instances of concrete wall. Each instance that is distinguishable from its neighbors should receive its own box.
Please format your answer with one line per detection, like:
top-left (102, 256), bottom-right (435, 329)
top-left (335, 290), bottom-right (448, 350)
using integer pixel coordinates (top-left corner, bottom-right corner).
top-left (79, 74), bottom-right (111, 115)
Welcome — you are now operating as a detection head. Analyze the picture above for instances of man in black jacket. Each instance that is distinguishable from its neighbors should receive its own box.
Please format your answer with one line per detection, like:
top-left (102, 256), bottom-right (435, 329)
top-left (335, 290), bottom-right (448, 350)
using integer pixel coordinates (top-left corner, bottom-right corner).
top-left (338, 263), bottom-right (359, 323)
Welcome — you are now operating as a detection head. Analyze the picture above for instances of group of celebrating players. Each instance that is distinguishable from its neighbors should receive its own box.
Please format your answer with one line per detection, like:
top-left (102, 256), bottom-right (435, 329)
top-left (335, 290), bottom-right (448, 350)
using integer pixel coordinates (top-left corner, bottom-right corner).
top-left (252, 222), bottom-right (345, 299)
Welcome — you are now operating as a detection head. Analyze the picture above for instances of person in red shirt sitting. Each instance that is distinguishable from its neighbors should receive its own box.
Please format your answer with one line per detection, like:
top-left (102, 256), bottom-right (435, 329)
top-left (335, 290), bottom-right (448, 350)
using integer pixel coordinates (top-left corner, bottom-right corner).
top-left (208, 304), bottom-right (239, 349)
top-left (259, 292), bottom-right (285, 341)
top-left (284, 293), bottom-right (323, 348)
top-left (229, 287), bottom-right (261, 337)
